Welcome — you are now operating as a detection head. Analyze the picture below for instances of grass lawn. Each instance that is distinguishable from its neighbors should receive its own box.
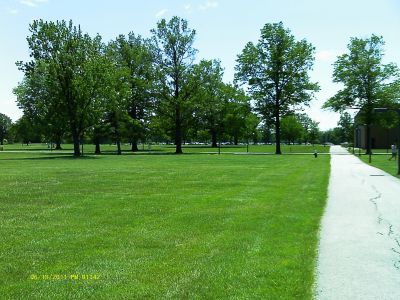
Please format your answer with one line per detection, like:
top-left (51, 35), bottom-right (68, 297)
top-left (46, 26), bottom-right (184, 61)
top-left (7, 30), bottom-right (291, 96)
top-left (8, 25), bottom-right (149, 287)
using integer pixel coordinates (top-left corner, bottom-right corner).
top-left (358, 152), bottom-right (400, 178)
top-left (0, 152), bottom-right (330, 298)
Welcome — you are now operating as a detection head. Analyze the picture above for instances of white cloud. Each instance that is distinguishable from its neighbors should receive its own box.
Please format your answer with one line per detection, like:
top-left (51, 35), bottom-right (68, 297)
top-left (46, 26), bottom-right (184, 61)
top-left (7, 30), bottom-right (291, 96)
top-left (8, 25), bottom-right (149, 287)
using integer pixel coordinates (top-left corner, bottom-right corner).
top-left (184, 4), bottom-right (193, 13)
top-left (7, 8), bottom-right (19, 14)
top-left (155, 8), bottom-right (168, 18)
top-left (316, 50), bottom-right (342, 62)
top-left (20, 0), bottom-right (36, 7)
top-left (19, 0), bottom-right (49, 8)
top-left (199, 0), bottom-right (218, 11)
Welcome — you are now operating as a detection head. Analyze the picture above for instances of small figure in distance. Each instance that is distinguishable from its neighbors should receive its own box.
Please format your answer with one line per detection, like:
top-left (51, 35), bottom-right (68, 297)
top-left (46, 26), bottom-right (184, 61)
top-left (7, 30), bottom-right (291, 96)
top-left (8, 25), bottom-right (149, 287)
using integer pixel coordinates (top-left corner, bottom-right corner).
top-left (314, 149), bottom-right (318, 158)
top-left (389, 144), bottom-right (397, 161)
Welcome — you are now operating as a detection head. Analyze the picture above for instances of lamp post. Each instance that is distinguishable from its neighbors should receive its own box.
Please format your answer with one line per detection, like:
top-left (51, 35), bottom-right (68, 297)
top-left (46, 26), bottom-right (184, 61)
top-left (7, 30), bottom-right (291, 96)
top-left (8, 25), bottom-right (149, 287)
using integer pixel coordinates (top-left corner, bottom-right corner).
top-left (374, 108), bottom-right (400, 175)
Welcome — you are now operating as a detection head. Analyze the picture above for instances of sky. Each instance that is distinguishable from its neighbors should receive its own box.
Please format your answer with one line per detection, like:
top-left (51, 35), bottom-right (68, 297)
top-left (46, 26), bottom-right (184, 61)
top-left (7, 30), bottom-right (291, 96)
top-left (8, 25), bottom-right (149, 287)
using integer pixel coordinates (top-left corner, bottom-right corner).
top-left (1, 0), bottom-right (399, 130)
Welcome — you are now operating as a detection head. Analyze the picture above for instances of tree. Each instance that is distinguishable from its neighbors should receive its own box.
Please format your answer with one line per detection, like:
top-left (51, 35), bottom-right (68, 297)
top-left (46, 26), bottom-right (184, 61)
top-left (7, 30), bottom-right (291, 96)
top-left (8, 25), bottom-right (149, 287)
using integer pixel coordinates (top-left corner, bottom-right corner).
top-left (0, 113), bottom-right (12, 145)
top-left (235, 22), bottom-right (319, 154)
top-left (17, 20), bottom-right (109, 156)
top-left (191, 59), bottom-right (225, 147)
top-left (102, 52), bottom-right (131, 155)
top-left (280, 115), bottom-right (304, 144)
top-left (296, 113), bottom-right (320, 144)
top-left (11, 115), bottom-right (41, 145)
top-left (323, 35), bottom-right (399, 153)
top-left (108, 33), bottom-right (155, 151)
top-left (337, 112), bottom-right (353, 143)
top-left (151, 16), bottom-right (197, 154)
top-left (14, 61), bottom-right (68, 149)
top-left (320, 128), bottom-right (342, 145)
top-left (308, 120), bottom-right (320, 145)
top-left (222, 85), bottom-right (253, 145)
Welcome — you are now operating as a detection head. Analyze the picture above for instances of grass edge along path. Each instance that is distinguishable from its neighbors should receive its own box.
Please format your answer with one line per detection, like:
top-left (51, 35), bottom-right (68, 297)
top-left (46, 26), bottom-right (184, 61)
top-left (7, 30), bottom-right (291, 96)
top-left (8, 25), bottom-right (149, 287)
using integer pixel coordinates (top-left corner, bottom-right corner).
top-left (357, 152), bottom-right (400, 178)
top-left (0, 152), bottom-right (330, 298)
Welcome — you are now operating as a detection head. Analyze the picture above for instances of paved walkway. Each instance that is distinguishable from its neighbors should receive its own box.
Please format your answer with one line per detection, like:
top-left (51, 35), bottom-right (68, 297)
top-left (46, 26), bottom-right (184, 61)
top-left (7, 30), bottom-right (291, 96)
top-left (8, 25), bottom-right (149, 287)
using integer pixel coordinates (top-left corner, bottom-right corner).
top-left (316, 145), bottom-right (400, 299)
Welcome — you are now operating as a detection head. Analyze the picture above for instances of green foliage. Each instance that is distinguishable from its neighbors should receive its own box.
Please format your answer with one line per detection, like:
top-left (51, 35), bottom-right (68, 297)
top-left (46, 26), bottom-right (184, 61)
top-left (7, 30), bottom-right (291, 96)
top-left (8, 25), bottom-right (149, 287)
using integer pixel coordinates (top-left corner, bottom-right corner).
top-left (235, 22), bottom-right (319, 154)
top-left (151, 16), bottom-right (197, 154)
top-left (14, 61), bottom-right (68, 147)
top-left (323, 35), bottom-right (399, 152)
top-left (107, 33), bottom-right (156, 150)
top-left (191, 59), bottom-right (225, 146)
top-left (337, 112), bottom-right (354, 143)
top-left (296, 113), bottom-right (320, 144)
top-left (17, 20), bottom-right (110, 156)
top-left (280, 115), bottom-right (304, 144)
top-left (320, 128), bottom-right (343, 145)
top-left (0, 113), bottom-right (12, 145)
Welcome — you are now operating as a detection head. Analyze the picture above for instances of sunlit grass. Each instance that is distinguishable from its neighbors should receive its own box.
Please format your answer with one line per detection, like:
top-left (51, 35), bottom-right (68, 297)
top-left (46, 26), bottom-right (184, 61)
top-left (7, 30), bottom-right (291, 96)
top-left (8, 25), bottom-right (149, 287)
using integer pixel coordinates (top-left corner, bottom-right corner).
top-left (0, 152), bottom-right (330, 298)
top-left (358, 152), bottom-right (400, 178)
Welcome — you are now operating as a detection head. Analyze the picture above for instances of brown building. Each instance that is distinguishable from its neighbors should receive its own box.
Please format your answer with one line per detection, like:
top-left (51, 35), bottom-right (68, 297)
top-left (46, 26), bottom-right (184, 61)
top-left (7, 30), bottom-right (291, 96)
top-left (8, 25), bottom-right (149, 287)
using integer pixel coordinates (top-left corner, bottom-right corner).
top-left (355, 125), bottom-right (400, 149)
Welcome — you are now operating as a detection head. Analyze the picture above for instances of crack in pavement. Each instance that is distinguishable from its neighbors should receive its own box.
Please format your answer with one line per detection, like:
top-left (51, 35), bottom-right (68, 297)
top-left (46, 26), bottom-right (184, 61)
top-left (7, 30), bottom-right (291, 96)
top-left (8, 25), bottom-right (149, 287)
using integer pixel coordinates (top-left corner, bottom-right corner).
top-left (368, 184), bottom-right (400, 272)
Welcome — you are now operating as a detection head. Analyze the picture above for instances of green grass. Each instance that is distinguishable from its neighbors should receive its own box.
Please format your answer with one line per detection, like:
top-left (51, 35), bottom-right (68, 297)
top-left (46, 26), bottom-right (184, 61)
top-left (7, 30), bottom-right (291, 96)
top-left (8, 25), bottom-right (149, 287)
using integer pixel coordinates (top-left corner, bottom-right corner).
top-left (2, 143), bottom-right (330, 154)
top-left (0, 152), bottom-right (330, 299)
top-left (358, 153), bottom-right (400, 178)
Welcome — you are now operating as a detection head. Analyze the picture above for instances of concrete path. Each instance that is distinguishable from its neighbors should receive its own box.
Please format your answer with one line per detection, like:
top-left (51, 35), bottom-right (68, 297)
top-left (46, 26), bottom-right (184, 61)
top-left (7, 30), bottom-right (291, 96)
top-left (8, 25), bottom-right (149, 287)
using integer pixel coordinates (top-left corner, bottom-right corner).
top-left (316, 145), bottom-right (400, 300)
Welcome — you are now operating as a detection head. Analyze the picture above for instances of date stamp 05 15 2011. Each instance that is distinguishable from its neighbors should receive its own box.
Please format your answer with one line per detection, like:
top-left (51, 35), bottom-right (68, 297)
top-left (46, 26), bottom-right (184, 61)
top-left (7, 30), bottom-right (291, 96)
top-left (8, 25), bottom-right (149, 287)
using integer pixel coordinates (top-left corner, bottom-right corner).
top-left (29, 274), bottom-right (101, 281)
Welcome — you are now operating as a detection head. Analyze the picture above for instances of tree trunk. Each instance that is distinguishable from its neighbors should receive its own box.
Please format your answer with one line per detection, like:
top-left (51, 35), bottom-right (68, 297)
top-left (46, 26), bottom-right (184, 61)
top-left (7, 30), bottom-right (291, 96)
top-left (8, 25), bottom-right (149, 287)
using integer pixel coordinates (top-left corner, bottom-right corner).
top-left (234, 135), bottom-right (239, 145)
top-left (366, 124), bottom-right (371, 155)
top-left (117, 140), bottom-right (121, 155)
top-left (73, 140), bottom-right (80, 156)
top-left (72, 129), bottom-right (81, 157)
top-left (55, 141), bottom-right (62, 150)
top-left (95, 141), bottom-right (101, 154)
top-left (175, 105), bottom-right (183, 154)
top-left (211, 130), bottom-right (218, 148)
top-left (275, 109), bottom-right (282, 155)
top-left (131, 139), bottom-right (139, 152)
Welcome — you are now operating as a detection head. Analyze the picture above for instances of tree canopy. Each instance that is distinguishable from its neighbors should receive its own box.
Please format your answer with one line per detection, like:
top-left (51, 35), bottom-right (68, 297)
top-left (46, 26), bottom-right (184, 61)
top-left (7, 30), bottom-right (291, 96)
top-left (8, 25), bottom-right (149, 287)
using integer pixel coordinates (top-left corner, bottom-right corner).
top-left (235, 21), bottom-right (319, 154)
top-left (11, 17), bottom-right (326, 153)
top-left (323, 35), bottom-right (399, 153)
top-left (151, 16), bottom-right (197, 154)
top-left (0, 113), bottom-right (12, 145)
top-left (16, 20), bottom-right (109, 156)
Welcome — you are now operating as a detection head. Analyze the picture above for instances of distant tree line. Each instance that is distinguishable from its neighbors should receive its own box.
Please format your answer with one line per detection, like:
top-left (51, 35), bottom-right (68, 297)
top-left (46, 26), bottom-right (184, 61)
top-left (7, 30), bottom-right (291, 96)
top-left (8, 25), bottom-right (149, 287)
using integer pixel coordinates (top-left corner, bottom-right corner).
top-left (4, 17), bottom-right (398, 155)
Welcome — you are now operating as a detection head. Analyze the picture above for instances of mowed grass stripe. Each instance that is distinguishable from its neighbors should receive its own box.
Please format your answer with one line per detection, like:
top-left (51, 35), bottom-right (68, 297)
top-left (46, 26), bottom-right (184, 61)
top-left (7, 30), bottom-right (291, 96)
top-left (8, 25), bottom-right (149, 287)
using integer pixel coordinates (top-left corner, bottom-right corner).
top-left (0, 153), bottom-right (329, 299)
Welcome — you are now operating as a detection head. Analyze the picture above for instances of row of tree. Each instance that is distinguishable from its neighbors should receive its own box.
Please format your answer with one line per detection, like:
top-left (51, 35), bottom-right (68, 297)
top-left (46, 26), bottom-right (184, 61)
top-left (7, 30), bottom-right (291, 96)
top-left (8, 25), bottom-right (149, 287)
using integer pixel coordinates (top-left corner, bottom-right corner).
top-left (13, 18), bottom-right (261, 155)
top-left (8, 17), bottom-right (400, 155)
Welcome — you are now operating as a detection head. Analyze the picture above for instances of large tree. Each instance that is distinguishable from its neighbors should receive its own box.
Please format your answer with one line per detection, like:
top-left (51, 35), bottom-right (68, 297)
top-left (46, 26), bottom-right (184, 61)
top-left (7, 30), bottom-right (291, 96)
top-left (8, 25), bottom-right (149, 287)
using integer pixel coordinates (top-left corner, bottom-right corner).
top-left (14, 61), bottom-right (67, 149)
top-left (0, 113), bottom-right (12, 145)
top-left (108, 33), bottom-right (155, 151)
top-left (191, 59), bottom-right (225, 147)
top-left (235, 22), bottom-right (319, 154)
top-left (17, 20), bottom-right (108, 156)
top-left (151, 16), bottom-right (197, 154)
top-left (323, 35), bottom-right (399, 153)
top-left (102, 49), bottom-right (131, 155)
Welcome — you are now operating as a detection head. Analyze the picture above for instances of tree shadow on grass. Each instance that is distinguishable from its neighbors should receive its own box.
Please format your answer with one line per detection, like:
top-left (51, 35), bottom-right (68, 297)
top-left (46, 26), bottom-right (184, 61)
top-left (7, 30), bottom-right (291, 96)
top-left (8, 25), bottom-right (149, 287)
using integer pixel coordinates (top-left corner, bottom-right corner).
top-left (0, 150), bottom-right (222, 160)
top-left (0, 155), bottom-right (100, 161)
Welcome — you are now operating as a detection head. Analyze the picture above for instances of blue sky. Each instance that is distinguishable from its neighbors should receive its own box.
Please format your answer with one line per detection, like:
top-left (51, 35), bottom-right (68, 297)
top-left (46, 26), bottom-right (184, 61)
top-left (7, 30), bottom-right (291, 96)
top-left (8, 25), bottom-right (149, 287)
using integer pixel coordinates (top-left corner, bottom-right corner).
top-left (1, 0), bottom-right (399, 130)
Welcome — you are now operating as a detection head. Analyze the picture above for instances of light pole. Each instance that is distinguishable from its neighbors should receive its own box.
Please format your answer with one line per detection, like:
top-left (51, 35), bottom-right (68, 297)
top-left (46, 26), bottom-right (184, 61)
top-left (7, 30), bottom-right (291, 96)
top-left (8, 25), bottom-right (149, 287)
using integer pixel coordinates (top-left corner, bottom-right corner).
top-left (374, 108), bottom-right (400, 175)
